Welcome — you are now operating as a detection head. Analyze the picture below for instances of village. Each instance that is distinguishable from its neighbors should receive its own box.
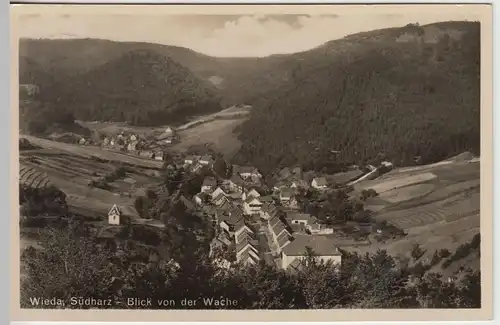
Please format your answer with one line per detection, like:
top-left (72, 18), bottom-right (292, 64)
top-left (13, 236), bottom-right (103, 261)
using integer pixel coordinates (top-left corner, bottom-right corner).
top-left (74, 125), bottom-right (179, 162)
top-left (103, 143), bottom-right (396, 272)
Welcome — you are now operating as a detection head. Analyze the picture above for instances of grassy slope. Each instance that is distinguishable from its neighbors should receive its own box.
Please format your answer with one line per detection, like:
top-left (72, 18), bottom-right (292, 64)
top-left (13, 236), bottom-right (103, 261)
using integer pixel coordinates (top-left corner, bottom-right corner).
top-left (351, 158), bottom-right (480, 273)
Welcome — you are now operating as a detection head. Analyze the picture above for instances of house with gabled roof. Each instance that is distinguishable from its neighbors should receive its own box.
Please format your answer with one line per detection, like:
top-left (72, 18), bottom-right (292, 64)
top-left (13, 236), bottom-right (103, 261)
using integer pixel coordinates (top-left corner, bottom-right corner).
top-left (280, 234), bottom-right (342, 269)
top-left (227, 175), bottom-right (246, 193)
top-left (108, 204), bottom-right (122, 225)
top-left (199, 155), bottom-right (214, 166)
top-left (243, 195), bottom-right (263, 216)
top-left (286, 212), bottom-right (317, 227)
top-left (311, 177), bottom-right (328, 190)
top-left (218, 206), bottom-right (244, 234)
top-left (260, 202), bottom-right (278, 220)
top-left (234, 226), bottom-right (260, 265)
top-left (233, 165), bottom-right (262, 180)
top-left (211, 187), bottom-right (227, 200)
top-left (279, 187), bottom-right (295, 202)
top-left (201, 176), bottom-right (217, 193)
top-left (241, 188), bottom-right (261, 201)
top-left (268, 214), bottom-right (292, 253)
top-left (184, 155), bottom-right (199, 165)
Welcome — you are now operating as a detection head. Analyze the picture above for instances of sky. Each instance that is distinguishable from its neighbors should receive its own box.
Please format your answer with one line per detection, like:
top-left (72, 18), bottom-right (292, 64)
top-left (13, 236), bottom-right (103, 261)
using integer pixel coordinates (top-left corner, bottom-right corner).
top-left (18, 11), bottom-right (479, 57)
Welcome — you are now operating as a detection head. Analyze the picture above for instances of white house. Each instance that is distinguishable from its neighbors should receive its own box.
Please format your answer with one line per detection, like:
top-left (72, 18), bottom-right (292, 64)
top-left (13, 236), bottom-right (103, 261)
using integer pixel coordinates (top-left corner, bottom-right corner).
top-left (211, 187), bottom-right (227, 200)
top-left (127, 141), bottom-right (139, 152)
top-left (241, 188), bottom-right (261, 201)
top-left (79, 138), bottom-right (86, 145)
top-left (199, 155), bottom-right (214, 166)
top-left (311, 177), bottom-right (328, 190)
top-left (243, 196), bottom-right (263, 215)
top-left (184, 156), bottom-right (198, 165)
top-left (381, 161), bottom-right (394, 169)
top-left (234, 166), bottom-right (262, 180)
top-left (286, 212), bottom-right (316, 226)
top-left (201, 177), bottom-right (217, 193)
top-left (108, 204), bottom-right (122, 225)
top-left (280, 234), bottom-right (342, 269)
top-left (129, 134), bottom-right (138, 142)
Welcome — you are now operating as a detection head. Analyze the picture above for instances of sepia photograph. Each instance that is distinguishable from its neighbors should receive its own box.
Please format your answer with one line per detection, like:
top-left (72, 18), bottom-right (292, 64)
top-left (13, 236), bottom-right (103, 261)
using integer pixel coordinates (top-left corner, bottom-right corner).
top-left (11, 3), bottom-right (493, 322)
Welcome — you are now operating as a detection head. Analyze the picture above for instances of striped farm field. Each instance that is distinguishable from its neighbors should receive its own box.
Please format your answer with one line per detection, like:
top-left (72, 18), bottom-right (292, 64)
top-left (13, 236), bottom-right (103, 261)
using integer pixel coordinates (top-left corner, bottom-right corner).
top-left (48, 155), bottom-right (114, 174)
top-left (19, 164), bottom-right (52, 189)
top-left (35, 156), bottom-right (99, 178)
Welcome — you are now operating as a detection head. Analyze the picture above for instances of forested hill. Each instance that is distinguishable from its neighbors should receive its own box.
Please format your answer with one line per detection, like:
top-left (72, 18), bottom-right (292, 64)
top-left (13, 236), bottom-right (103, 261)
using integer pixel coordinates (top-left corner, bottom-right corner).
top-left (19, 38), bottom-right (281, 106)
top-left (33, 49), bottom-right (223, 126)
top-left (232, 21), bottom-right (481, 174)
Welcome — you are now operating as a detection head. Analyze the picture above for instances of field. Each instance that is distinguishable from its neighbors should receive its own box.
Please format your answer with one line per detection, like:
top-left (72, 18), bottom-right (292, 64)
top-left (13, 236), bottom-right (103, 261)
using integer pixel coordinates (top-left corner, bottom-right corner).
top-left (79, 106), bottom-right (250, 158)
top-left (22, 135), bottom-right (163, 169)
top-left (350, 159), bottom-right (481, 271)
top-left (20, 137), bottom-right (165, 221)
top-left (171, 118), bottom-right (246, 157)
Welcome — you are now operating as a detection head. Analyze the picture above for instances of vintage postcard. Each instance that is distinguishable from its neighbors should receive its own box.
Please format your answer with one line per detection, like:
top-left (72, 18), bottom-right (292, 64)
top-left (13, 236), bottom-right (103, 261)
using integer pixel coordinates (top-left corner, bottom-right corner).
top-left (10, 3), bottom-right (493, 322)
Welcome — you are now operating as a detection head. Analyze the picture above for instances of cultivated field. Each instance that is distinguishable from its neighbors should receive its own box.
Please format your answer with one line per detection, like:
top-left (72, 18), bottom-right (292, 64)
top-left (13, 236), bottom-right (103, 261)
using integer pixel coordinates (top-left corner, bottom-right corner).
top-left (22, 135), bottom-right (163, 169)
top-left (350, 159), bottom-right (481, 271)
top-left (19, 138), bottom-right (164, 221)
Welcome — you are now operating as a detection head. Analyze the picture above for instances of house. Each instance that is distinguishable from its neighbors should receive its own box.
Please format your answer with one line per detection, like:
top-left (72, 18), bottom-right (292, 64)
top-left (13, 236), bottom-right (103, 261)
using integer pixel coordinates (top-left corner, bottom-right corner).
top-left (108, 204), bottom-right (121, 225)
top-left (291, 166), bottom-right (303, 179)
top-left (381, 161), bottom-right (394, 169)
top-left (127, 140), bottom-right (139, 152)
top-left (212, 193), bottom-right (231, 208)
top-left (241, 188), bottom-right (261, 201)
top-left (311, 177), bottom-right (328, 190)
top-left (194, 194), bottom-right (203, 206)
top-left (280, 234), bottom-right (342, 269)
top-left (201, 177), bottom-right (217, 193)
top-left (243, 196), bottom-right (263, 215)
top-left (209, 232), bottom-right (232, 257)
top-left (184, 155), bottom-right (198, 165)
top-left (260, 202), bottom-right (278, 220)
top-left (279, 187), bottom-right (295, 202)
top-left (199, 155), bottom-right (214, 166)
top-left (233, 165), bottom-right (262, 180)
top-left (129, 134), bottom-right (138, 142)
top-left (211, 187), bottom-right (227, 200)
top-left (286, 212), bottom-right (317, 227)
top-left (153, 151), bottom-right (164, 161)
top-left (109, 138), bottom-right (116, 147)
top-left (79, 138), bottom-right (86, 145)
top-left (278, 167), bottom-right (292, 181)
top-left (227, 175), bottom-right (246, 193)
top-left (102, 137), bottom-right (110, 146)
top-left (139, 150), bottom-right (154, 159)
top-left (268, 214), bottom-right (292, 253)
top-left (164, 126), bottom-right (176, 135)
top-left (235, 225), bottom-right (260, 266)
top-left (218, 207), bottom-right (245, 234)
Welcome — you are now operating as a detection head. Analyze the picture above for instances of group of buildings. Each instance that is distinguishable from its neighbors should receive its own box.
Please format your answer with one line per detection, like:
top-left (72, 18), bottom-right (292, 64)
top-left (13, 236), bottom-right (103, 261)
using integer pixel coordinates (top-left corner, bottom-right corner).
top-left (79, 126), bottom-right (179, 161)
top-left (104, 151), bottom-right (393, 271)
top-left (185, 163), bottom-right (344, 271)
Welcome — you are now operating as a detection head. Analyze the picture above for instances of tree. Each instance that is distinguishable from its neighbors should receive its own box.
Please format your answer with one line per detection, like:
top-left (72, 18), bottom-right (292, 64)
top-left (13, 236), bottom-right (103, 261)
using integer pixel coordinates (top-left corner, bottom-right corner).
top-left (411, 244), bottom-right (425, 261)
top-left (20, 221), bottom-right (116, 308)
top-left (134, 196), bottom-right (152, 219)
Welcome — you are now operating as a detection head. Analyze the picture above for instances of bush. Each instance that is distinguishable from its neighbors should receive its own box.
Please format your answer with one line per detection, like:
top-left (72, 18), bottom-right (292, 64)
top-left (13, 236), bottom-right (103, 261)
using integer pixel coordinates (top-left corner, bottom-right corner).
top-left (430, 251), bottom-right (441, 266)
top-left (411, 243), bottom-right (425, 261)
top-left (438, 248), bottom-right (451, 258)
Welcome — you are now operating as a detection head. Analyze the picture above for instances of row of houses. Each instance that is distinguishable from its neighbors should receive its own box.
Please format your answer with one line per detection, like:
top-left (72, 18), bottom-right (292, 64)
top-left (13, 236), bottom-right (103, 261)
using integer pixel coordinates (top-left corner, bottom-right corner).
top-left (191, 165), bottom-right (342, 270)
